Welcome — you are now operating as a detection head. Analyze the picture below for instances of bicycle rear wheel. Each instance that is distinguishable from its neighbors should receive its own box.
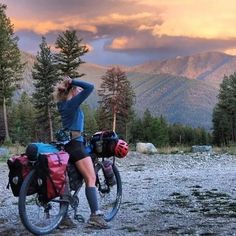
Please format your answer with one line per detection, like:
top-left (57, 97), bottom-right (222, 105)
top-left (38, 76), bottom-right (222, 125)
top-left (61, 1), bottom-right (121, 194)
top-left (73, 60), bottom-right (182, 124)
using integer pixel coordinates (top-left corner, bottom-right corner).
top-left (18, 169), bottom-right (69, 235)
top-left (96, 163), bottom-right (122, 222)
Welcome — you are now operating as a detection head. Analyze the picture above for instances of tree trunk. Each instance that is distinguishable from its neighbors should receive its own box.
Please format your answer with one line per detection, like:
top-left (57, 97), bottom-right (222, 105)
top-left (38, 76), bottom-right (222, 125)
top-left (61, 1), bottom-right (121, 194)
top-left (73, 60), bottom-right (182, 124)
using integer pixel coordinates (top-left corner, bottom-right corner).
top-left (48, 106), bottom-right (54, 142)
top-left (3, 96), bottom-right (10, 141)
top-left (125, 122), bottom-right (128, 141)
top-left (112, 111), bottom-right (116, 132)
top-left (0, 103), bottom-right (6, 142)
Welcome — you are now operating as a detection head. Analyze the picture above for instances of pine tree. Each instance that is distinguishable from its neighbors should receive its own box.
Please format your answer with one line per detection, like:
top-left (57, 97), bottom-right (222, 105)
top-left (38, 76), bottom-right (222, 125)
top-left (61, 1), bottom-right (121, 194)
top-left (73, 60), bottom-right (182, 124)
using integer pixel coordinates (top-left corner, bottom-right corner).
top-left (8, 92), bottom-right (36, 144)
top-left (212, 72), bottom-right (236, 145)
top-left (82, 103), bottom-right (98, 135)
top-left (32, 37), bottom-right (59, 142)
top-left (0, 4), bottom-right (24, 142)
top-left (54, 30), bottom-right (88, 78)
top-left (98, 66), bottom-right (135, 134)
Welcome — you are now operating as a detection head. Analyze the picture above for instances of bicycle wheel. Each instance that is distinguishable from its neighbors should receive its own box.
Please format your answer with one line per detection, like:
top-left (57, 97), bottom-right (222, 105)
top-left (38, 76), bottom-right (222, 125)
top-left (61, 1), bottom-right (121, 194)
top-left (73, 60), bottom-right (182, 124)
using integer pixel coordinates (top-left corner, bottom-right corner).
top-left (96, 163), bottom-right (122, 222)
top-left (18, 169), bottom-right (69, 235)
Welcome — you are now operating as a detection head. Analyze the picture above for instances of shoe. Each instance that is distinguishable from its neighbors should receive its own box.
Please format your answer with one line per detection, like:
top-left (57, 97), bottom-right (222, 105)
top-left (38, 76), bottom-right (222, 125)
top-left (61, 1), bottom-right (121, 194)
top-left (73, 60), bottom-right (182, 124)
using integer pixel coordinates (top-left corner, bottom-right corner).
top-left (58, 216), bottom-right (77, 229)
top-left (87, 212), bottom-right (110, 229)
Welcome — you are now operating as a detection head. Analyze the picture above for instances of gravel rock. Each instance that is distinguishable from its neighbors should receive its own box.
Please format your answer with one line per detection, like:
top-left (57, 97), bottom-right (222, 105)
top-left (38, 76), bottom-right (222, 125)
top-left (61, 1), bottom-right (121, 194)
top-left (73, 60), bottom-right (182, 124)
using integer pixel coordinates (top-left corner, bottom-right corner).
top-left (1, 152), bottom-right (236, 235)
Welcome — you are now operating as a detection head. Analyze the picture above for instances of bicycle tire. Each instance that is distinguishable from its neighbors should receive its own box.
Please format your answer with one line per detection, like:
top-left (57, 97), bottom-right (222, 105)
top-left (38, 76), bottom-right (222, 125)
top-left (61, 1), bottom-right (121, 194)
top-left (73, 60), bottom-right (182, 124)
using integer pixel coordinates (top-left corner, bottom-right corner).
top-left (18, 169), bottom-right (69, 235)
top-left (96, 163), bottom-right (122, 222)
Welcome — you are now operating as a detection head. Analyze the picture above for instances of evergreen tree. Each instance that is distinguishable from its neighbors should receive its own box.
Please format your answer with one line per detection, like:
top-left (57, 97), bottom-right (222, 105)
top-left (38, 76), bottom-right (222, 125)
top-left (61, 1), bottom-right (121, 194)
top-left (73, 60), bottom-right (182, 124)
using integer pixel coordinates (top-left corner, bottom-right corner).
top-left (98, 66), bottom-right (135, 135)
top-left (157, 115), bottom-right (169, 146)
top-left (212, 72), bottom-right (236, 145)
top-left (32, 37), bottom-right (59, 142)
top-left (142, 109), bottom-right (153, 141)
top-left (82, 103), bottom-right (98, 135)
top-left (142, 110), bottom-right (169, 147)
top-left (129, 116), bottom-right (144, 143)
top-left (212, 105), bottom-right (231, 145)
top-left (0, 4), bottom-right (24, 141)
top-left (95, 105), bottom-right (111, 131)
top-left (8, 92), bottom-right (36, 144)
top-left (54, 30), bottom-right (88, 78)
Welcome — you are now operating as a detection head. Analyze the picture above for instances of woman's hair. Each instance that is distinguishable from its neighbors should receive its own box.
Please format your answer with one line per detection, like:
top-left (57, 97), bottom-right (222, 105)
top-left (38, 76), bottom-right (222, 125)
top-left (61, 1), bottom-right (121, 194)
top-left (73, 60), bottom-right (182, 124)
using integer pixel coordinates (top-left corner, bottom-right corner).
top-left (54, 80), bottom-right (73, 102)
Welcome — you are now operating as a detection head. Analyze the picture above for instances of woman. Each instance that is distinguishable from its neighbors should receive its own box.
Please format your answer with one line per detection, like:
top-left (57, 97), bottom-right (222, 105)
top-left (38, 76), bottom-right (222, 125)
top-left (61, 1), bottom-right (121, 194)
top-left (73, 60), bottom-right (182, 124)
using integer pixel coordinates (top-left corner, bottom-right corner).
top-left (54, 76), bottom-right (109, 229)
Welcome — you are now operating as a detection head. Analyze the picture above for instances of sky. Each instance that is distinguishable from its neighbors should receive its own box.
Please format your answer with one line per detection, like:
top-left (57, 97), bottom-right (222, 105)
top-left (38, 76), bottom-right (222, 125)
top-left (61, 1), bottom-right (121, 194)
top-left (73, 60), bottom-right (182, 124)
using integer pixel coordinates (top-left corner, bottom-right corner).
top-left (2, 0), bottom-right (236, 66)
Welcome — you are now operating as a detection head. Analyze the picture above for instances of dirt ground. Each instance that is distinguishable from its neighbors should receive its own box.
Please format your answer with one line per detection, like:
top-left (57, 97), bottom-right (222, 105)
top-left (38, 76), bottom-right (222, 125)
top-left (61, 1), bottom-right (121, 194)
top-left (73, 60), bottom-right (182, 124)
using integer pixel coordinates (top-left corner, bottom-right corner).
top-left (1, 151), bottom-right (236, 236)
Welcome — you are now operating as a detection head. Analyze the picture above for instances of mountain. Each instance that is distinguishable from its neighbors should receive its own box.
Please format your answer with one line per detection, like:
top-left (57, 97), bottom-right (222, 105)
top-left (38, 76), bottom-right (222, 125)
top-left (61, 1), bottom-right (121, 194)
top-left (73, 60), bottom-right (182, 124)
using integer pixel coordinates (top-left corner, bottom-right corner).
top-left (16, 51), bottom-right (236, 130)
top-left (127, 72), bottom-right (218, 129)
top-left (128, 52), bottom-right (236, 88)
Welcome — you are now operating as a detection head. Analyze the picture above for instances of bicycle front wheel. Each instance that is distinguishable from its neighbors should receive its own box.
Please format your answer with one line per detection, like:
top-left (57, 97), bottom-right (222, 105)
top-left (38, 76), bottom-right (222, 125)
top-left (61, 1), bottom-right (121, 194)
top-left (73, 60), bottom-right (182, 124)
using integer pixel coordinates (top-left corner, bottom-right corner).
top-left (96, 163), bottom-right (122, 222)
top-left (18, 169), bottom-right (69, 235)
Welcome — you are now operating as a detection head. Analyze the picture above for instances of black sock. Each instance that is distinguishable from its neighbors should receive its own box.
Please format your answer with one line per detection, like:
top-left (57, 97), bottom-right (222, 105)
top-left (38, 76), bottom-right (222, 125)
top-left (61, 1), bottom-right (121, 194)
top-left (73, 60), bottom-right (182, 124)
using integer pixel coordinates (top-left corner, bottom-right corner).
top-left (85, 187), bottom-right (99, 214)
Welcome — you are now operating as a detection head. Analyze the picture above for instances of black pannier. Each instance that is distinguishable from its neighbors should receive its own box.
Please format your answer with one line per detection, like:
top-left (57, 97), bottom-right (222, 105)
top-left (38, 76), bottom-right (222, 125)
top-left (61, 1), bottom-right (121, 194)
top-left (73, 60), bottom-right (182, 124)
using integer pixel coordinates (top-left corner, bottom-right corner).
top-left (90, 131), bottom-right (118, 157)
top-left (7, 155), bottom-right (35, 196)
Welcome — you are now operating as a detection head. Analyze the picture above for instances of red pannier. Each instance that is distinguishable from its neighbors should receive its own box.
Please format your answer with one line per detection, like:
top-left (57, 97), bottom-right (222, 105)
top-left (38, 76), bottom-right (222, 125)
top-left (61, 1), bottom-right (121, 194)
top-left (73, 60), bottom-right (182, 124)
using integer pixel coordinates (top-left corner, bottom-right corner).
top-left (37, 151), bottom-right (69, 202)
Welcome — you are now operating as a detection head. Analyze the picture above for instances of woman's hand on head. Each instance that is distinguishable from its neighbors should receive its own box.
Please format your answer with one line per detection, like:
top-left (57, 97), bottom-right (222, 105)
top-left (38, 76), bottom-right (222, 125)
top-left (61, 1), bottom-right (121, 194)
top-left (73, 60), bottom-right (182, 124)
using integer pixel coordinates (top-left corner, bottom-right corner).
top-left (64, 76), bottom-right (72, 88)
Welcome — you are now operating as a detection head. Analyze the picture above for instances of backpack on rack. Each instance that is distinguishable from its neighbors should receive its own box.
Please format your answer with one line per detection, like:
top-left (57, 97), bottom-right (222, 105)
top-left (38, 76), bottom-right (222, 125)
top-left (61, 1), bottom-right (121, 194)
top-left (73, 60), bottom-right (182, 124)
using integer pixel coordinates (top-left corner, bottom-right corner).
top-left (36, 151), bottom-right (69, 203)
top-left (7, 155), bottom-right (35, 197)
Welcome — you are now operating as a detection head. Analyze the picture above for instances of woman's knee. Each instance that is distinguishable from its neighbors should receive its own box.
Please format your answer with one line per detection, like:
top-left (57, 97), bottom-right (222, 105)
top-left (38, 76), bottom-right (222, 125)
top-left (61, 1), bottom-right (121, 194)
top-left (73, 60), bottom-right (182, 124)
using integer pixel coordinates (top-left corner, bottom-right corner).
top-left (75, 156), bottom-right (96, 186)
top-left (84, 172), bottom-right (96, 186)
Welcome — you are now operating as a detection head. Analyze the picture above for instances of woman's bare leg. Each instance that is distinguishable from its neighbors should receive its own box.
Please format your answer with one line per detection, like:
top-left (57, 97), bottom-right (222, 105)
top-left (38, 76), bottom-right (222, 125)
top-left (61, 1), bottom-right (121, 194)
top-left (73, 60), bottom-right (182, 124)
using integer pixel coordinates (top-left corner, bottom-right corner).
top-left (75, 156), bottom-right (96, 187)
top-left (75, 156), bottom-right (98, 213)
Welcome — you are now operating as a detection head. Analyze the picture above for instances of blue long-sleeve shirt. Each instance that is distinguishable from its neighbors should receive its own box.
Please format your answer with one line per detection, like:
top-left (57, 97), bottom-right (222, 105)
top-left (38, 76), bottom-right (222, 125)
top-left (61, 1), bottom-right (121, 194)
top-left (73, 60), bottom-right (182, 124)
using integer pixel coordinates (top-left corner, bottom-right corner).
top-left (57, 79), bottom-right (94, 141)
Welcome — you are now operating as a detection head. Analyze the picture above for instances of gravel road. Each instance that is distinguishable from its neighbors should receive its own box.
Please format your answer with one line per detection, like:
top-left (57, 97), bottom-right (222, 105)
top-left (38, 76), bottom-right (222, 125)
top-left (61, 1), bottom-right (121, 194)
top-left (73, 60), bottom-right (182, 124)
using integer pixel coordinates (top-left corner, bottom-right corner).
top-left (1, 151), bottom-right (236, 236)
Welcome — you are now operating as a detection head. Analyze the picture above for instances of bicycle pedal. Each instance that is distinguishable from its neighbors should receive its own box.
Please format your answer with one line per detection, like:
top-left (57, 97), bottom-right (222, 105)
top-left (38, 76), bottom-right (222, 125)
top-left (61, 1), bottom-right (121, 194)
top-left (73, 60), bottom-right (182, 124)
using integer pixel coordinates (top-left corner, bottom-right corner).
top-left (74, 214), bottom-right (85, 223)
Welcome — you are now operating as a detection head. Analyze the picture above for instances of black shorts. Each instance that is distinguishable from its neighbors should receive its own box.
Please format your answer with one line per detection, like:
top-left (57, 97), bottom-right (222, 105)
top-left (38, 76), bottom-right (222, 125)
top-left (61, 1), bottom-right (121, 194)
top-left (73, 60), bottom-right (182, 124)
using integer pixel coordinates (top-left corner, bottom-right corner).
top-left (65, 140), bottom-right (89, 163)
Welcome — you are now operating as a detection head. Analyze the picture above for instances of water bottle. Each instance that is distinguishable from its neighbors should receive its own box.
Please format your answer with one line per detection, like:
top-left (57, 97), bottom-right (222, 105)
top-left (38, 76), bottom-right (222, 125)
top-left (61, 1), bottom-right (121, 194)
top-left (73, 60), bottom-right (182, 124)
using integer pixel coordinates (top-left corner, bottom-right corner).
top-left (102, 160), bottom-right (116, 186)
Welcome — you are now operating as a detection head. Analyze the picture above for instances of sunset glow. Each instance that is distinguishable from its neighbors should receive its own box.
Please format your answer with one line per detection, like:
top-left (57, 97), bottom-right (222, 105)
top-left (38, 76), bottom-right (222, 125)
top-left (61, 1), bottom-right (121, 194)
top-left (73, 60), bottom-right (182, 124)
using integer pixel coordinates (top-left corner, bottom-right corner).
top-left (2, 0), bottom-right (236, 65)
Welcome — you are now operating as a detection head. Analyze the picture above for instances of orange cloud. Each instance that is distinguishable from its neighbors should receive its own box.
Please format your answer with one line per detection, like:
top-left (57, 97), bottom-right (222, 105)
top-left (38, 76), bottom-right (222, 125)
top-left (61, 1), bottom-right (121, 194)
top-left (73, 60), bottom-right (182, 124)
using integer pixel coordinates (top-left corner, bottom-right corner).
top-left (224, 48), bottom-right (236, 56)
top-left (109, 37), bottom-right (129, 49)
top-left (12, 16), bottom-right (97, 35)
top-left (139, 0), bottom-right (236, 39)
top-left (12, 10), bottom-right (162, 35)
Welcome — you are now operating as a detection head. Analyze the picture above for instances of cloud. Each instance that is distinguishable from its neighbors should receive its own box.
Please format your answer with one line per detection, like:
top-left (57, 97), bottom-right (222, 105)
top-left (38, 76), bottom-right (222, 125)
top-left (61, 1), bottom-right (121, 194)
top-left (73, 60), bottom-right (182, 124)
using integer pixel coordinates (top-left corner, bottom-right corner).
top-left (4, 0), bottom-right (236, 64)
top-left (13, 17), bottom-right (97, 35)
top-left (109, 37), bottom-right (129, 49)
top-left (106, 34), bottom-right (236, 58)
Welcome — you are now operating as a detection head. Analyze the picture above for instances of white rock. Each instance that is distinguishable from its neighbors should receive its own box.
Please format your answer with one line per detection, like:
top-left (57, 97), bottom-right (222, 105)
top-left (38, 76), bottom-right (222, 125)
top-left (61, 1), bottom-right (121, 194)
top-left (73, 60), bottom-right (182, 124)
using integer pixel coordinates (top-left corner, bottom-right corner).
top-left (136, 142), bottom-right (158, 154)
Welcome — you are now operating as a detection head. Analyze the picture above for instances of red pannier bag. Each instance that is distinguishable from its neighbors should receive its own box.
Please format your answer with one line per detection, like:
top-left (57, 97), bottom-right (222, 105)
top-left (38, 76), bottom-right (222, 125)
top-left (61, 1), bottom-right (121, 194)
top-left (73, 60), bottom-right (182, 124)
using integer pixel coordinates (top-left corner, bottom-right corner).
top-left (38, 151), bottom-right (69, 202)
top-left (7, 155), bottom-right (32, 196)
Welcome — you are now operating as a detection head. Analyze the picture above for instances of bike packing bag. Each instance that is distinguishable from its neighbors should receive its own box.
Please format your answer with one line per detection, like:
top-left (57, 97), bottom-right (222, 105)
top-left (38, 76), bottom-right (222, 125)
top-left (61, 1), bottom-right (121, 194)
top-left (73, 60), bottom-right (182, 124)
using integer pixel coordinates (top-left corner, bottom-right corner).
top-left (7, 155), bottom-right (35, 196)
top-left (25, 142), bottom-right (59, 161)
top-left (90, 131), bottom-right (118, 157)
top-left (37, 151), bottom-right (69, 202)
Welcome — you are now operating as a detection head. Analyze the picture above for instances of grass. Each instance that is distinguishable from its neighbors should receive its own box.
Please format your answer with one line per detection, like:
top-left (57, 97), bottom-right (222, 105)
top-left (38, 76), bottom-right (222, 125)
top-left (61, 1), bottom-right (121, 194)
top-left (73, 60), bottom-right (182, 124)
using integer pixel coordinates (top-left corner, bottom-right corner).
top-left (156, 145), bottom-right (236, 155)
top-left (213, 146), bottom-right (236, 155)
top-left (158, 146), bottom-right (192, 154)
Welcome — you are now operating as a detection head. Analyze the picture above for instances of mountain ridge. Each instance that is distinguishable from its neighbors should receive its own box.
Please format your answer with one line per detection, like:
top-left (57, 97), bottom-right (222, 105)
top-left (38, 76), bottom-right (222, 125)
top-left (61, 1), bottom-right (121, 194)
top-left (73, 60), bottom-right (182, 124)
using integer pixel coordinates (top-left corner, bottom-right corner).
top-left (17, 51), bottom-right (236, 129)
top-left (127, 51), bottom-right (236, 87)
